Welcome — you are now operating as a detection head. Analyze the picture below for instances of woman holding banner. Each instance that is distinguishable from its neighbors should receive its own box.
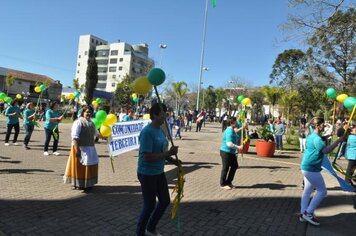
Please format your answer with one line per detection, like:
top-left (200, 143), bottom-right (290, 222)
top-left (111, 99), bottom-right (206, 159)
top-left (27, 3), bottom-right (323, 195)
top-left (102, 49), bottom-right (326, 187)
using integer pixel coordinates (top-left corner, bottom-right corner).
top-left (64, 106), bottom-right (100, 192)
top-left (300, 117), bottom-right (348, 226)
top-left (136, 103), bottom-right (179, 236)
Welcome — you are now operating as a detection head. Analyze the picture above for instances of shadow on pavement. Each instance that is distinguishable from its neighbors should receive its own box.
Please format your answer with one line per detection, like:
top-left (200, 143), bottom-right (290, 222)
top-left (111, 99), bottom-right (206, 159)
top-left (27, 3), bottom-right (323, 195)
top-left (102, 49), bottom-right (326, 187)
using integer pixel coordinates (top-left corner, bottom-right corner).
top-left (240, 165), bottom-right (290, 170)
top-left (0, 160), bottom-right (21, 164)
top-left (235, 183), bottom-right (297, 190)
top-left (0, 169), bottom-right (54, 174)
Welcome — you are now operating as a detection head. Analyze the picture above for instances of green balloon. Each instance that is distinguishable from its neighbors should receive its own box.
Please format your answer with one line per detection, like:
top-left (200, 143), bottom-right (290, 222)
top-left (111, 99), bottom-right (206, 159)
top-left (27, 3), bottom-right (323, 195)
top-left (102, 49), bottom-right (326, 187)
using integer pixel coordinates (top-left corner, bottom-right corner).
top-left (4, 97), bottom-right (12, 103)
top-left (95, 110), bottom-right (107, 122)
top-left (326, 88), bottom-right (337, 99)
top-left (133, 97), bottom-right (139, 103)
top-left (0, 92), bottom-right (6, 100)
top-left (343, 97), bottom-right (356, 110)
top-left (147, 68), bottom-right (166, 86)
top-left (92, 118), bottom-right (102, 129)
top-left (237, 95), bottom-right (245, 103)
top-left (74, 91), bottom-right (81, 98)
top-left (40, 84), bottom-right (47, 91)
top-left (96, 98), bottom-right (102, 104)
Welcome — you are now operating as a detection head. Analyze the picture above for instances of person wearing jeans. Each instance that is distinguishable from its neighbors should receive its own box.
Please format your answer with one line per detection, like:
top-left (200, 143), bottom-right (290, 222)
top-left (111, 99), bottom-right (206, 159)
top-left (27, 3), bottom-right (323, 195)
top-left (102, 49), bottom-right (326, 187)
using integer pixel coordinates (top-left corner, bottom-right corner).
top-left (4, 99), bottom-right (22, 146)
top-left (43, 102), bottom-right (64, 156)
top-left (23, 102), bottom-right (36, 149)
top-left (300, 117), bottom-right (347, 226)
top-left (219, 117), bottom-right (242, 190)
top-left (344, 123), bottom-right (356, 186)
top-left (274, 120), bottom-right (285, 151)
top-left (136, 103), bottom-right (180, 236)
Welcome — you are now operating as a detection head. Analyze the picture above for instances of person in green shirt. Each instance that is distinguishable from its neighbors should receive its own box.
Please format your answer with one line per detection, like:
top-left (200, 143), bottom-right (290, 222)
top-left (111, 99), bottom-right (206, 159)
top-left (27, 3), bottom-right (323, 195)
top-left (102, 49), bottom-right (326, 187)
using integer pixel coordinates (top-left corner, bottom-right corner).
top-left (43, 102), bottom-right (64, 156)
top-left (23, 102), bottom-right (36, 149)
top-left (4, 99), bottom-right (22, 146)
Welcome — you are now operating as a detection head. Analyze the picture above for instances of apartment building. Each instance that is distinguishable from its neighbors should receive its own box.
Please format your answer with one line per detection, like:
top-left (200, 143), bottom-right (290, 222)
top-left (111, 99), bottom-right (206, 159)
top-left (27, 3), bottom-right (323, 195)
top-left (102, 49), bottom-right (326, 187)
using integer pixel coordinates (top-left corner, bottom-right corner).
top-left (75, 35), bottom-right (153, 93)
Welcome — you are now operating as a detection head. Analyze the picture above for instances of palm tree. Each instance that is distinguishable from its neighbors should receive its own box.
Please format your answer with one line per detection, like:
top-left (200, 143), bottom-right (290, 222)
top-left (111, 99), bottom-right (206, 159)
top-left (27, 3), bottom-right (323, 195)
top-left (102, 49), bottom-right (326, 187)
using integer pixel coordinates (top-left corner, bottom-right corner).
top-left (5, 75), bottom-right (16, 95)
top-left (260, 86), bottom-right (282, 118)
top-left (279, 91), bottom-right (299, 123)
top-left (172, 81), bottom-right (189, 114)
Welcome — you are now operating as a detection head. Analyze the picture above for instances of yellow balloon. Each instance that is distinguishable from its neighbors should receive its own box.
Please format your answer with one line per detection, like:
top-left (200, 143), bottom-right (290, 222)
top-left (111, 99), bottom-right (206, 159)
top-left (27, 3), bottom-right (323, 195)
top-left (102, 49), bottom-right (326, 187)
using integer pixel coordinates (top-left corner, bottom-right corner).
top-left (241, 97), bottom-right (252, 106)
top-left (100, 125), bottom-right (112, 137)
top-left (16, 94), bottom-right (22, 99)
top-left (92, 101), bottom-right (98, 107)
top-left (132, 76), bottom-right (152, 95)
top-left (336, 94), bottom-right (348, 103)
top-left (132, 93), bottom-right (138, 98)
top-left (34, 86), bottom-right (41, 93)
top-left (105, 114), bottom-right (118, 125)
top-left (67, 93), bottom-right (75, 100)
top-left (143, 114), bottom-right (150, 120)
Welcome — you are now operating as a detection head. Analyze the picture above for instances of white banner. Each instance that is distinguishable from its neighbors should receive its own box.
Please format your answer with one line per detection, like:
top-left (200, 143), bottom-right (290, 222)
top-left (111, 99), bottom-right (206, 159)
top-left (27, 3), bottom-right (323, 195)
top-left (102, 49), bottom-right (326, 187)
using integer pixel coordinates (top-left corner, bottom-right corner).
top-left (107, 120), bottom-right (150, 156)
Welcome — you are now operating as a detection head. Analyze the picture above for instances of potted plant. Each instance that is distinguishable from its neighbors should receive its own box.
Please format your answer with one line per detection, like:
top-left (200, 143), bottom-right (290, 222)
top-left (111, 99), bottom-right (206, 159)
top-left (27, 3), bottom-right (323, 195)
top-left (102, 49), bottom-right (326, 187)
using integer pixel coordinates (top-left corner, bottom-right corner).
top-left (255, 125), bottom-right (276, 157)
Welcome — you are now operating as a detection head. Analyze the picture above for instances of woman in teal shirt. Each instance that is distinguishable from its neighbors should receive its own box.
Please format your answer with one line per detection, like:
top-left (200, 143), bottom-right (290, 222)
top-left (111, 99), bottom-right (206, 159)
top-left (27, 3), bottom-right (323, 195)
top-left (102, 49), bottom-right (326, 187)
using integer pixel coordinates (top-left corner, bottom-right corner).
top-left (43, 102), bottom-right (64, 156)
top-left (23, 102), bottom-right (36, 149)
top-left (136, 103), bottom-right (179, 236)
top-left (345, 122), bottom-right (356, 186)
top-left (219, 117), bottom-right (242, 190)
top-left (300, 117), bottom-right (347, 226)
top-left (4, 99), bottom-right (22, 146)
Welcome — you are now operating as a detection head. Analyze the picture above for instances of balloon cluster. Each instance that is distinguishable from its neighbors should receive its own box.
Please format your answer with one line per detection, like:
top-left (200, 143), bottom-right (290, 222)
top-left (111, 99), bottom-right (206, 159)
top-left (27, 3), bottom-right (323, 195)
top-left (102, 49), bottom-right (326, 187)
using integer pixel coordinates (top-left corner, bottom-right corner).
top-left (236, 95), bottom-right (252, 106)
top-left (34, 84), bottom-right (47, 93)
top-left (92, 97), bottom-right (102, 108)
top-left (131, 68), bottom-right (166, 95)
top-left (132, 93), bottom-right (139, 103)
top-left (326, 88), bottom-right (356, 110)
top-left (0, 92), bottom-right (12, 103)
top-left (92, 111), bottom-right (118, 138)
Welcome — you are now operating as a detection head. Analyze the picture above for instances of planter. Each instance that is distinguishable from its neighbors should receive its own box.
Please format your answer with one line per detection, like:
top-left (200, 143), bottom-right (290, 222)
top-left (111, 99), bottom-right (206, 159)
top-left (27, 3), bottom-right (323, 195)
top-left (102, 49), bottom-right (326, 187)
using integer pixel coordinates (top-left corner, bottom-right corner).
top-left (255, 140), bottom-right (276, 157)
top-left (238, 140), bottom-right (250, 154)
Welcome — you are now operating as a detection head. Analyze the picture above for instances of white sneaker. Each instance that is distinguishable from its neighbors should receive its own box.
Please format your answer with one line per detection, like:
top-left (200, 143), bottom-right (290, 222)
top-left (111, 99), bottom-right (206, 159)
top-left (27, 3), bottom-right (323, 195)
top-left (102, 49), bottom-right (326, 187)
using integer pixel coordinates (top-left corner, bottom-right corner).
top-left (43, 152), bottom-right (49, 156)
top-left (4, 143), bottom-right (10, 146)
top-left (53, 152), bottom-right (60, 156)
top-left (220, 185), bottom-right (232, 190)
top-left (145, 230), bottom-right (162, 236)
top-left (302, 212), bottom-right (320, 226)
top-left (13, 143), bottom-right (18, 146)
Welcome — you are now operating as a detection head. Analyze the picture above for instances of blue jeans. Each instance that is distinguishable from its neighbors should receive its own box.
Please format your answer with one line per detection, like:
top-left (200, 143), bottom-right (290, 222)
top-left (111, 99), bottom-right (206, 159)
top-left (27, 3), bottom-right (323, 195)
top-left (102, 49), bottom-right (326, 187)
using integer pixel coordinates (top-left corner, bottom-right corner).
top-left (24, 124), bottom-right (34, 146)
top-left (275, 134), bottom-right (283, 150)
top-left (136, 173), bottom-right (170, 236)
top-left (175, 128), bottom-right (181, 139)
top-left (44, 128), bottom-right (59, 152)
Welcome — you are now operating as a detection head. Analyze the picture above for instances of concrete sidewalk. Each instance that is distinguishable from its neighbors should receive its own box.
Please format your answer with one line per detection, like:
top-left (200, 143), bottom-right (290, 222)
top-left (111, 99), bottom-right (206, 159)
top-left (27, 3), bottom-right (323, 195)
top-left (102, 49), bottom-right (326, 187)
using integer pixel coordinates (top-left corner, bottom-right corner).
top-left (0, 117), bottom-right (355, 235)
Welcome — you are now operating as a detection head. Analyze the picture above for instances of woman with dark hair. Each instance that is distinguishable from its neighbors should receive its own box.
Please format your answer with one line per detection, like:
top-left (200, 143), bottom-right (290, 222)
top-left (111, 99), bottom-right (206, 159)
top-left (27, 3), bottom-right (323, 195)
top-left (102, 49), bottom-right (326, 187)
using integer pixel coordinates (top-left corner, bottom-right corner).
top-left (300, 117), bottom-right (348, 226)
top-left (23, 102), bottom-right (36, 149)
top-left (136, 103), bottom-right (180, 236)
top-left (219, 117), bottom-right (242, 190)
top-left (64, 106), bottom-right (100, 192)
top-left (43, 101), bottom-right (64, 156)
top-left (4, 99), bottom-right (22, 146)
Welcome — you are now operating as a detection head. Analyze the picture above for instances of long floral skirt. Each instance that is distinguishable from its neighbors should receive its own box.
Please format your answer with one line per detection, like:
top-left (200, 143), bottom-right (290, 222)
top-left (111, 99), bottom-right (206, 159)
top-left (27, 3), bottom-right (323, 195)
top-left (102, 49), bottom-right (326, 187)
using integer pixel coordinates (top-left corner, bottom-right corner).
top-left (63, 145), bottom-right (98, 188)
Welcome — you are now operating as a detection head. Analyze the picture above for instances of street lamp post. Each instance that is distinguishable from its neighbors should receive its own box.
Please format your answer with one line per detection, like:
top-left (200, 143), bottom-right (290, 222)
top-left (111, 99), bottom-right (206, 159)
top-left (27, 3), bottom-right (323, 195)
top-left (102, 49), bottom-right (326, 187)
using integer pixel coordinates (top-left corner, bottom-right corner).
top-left (159, 44), bottom-right (167, 68)
top-left (196, 0), bottom-right (209, 111)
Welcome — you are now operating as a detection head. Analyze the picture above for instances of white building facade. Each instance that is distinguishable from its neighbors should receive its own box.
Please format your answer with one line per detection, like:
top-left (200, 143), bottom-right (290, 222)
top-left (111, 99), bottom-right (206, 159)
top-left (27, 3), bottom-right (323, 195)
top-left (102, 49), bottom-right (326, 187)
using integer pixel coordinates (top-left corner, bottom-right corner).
top-left (75, 35), bottom-right (153, 93)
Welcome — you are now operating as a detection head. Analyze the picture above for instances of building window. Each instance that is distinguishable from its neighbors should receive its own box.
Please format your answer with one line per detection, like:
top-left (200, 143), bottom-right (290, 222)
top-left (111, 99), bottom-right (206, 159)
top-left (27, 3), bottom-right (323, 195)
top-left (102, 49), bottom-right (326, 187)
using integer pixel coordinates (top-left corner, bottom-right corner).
top-left (112, 83), bottom-right (116, 87)
top-left (96, 83), bottom-right (106, 89)
top-left (119, 66), bottom-right (123, 71)
top-left (78, 63), bottom-right (80, 66)
top-left (98, 67), bottom-right (107, 73)
top-left (91, 39), bottom-right (94, 43)
top-left (119, 58), bottom-right (123, 62)
top-left (78, 55), bottom-right (81, 58)
top-left (85, 51), bottom-right (88, 55)
top-left (17, 81), bottom-right (22, 85)
top-left (98, 75), bottom-right (107, 81)
top-left (110, 58), bottom-right (117, 64)
top-left (97, 50), bottom-right (109, 57)
top-left (112, 74), bottom-right (116, 79)
top-left (111, 50), bottom-right (118, 56)
top-left (109, 67), bottom-right (116, 72)
top-left (77, 70), bottom-right (80, 74)
top-left (97, 59), bottom-right (108, 65)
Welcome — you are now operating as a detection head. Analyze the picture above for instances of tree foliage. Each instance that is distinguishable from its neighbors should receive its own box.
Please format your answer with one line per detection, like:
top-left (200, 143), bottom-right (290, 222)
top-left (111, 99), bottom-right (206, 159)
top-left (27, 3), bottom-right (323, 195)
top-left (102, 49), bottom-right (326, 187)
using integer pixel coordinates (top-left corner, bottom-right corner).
top-left (270, 49), bottom-right (307, 89)
top-left (204, 86), bottom-right (218, 112)
top-left (84, 50), bottom-right (98, 105)
top-left (114, 74), bottom-right (135, 109)
top-left (308, 8), bottom-right (356, 93)
top-left (5, 74), bottom-right (16, 95)
top-left (260, 86), bottom-right (282, 117)
top-left (172, 81), bottom-right (189, 114)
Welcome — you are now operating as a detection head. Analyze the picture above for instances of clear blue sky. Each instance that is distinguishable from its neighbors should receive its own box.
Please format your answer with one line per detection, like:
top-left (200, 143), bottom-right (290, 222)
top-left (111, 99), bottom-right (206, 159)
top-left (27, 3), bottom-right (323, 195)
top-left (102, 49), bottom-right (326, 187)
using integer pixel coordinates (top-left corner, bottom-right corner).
top-left (0, 0), bottom-right (302, 89)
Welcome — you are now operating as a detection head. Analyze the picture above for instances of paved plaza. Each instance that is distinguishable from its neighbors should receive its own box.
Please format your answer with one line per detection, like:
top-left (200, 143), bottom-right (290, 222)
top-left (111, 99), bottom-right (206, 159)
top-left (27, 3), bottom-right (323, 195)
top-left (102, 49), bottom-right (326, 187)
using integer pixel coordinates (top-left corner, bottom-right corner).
top-left (0, 117), bottom-right (355, 236)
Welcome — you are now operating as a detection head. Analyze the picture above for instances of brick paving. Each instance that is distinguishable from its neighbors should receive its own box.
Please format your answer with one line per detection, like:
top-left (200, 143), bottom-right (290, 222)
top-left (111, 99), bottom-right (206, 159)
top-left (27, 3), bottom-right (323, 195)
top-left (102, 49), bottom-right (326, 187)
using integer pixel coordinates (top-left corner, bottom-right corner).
top-left (0, 117), bottom-right (355, 235)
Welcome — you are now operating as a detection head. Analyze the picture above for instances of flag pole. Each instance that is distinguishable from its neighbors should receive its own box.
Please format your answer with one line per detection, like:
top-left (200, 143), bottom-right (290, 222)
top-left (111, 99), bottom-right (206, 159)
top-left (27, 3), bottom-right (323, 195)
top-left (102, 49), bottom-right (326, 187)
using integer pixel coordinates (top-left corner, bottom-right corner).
top-left (196, 0), bottom-right (209, 111)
